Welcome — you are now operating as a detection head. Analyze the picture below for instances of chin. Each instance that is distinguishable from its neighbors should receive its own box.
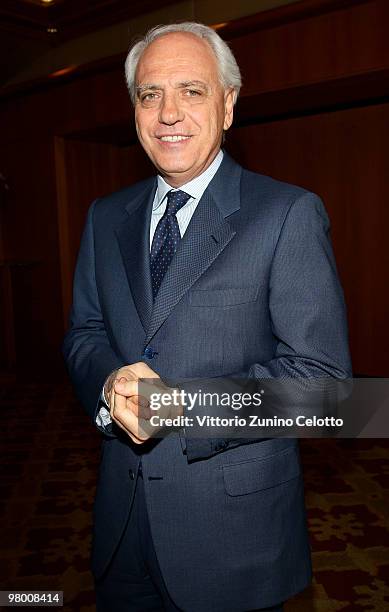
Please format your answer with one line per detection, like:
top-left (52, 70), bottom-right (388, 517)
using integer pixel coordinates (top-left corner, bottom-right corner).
top-left (152, 150), bottom-right (193, 169)
top-left (155, 161), bottom-right (192, 176)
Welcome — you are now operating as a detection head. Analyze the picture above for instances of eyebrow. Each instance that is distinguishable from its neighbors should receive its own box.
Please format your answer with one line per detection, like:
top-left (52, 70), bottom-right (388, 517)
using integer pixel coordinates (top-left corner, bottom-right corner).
top-left (136, 80), bottom-right (209, 95)
top-left (136, 84), bottom-right (161, 95)
top-left (176, 80), bottom-right (209, 90)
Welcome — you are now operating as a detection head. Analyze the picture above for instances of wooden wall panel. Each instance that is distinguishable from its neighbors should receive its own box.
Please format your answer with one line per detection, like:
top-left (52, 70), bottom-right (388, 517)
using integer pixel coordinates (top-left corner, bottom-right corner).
top-left (0, 67), bottom-right (130, 144)
top-left (2, 1), bottom-right (389, 141)
top-left (116, 144), bottom-right (155, 188)
top-left (226, 102), bottom-right (389, 375)
top-left (0, 0), bottom-right (388, 376)
top-left (55, 138), bottom-right (121, 322)
top-left (0, 139), bottom-right (63, 376)
top-left (229, 0), bottom-right (389, 97)
top-left (61, 140), bottom-right (155, 253)
top-left (56, 139), bottom-right (154, 321)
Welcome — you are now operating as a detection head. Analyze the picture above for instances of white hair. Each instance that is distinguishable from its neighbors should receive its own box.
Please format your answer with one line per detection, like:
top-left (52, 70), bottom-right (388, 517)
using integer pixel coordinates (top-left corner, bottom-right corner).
top-left (124, 22), bottom-right (242, 106)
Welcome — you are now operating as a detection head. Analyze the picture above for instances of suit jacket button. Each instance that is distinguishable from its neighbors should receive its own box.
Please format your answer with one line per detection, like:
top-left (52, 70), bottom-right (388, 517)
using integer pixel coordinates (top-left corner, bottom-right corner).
top-left (143, 347), bottom-right (158, 360)
top-left (129, 469), bottom-right (135, 480)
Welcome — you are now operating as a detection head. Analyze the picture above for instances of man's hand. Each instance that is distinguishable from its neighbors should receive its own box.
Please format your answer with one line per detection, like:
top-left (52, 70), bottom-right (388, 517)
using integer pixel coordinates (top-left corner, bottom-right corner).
top-left (104, 362), bottom-right (159, 417)
top-left (106, 362), bottom-right (182, 444)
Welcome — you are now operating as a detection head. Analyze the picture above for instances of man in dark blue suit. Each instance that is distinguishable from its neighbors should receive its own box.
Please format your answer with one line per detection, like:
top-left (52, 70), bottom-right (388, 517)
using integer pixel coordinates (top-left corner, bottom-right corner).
top-left (63, 22), bottom-right (351, 611)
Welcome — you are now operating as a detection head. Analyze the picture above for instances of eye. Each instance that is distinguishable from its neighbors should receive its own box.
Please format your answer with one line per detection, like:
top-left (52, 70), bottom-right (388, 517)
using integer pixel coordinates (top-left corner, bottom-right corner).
top-left (184, 89), bottom-right (202, 97)
top-left (141, 92), bottom-right (157, 101)
top-left (139, 91), bottom-right (161, 106)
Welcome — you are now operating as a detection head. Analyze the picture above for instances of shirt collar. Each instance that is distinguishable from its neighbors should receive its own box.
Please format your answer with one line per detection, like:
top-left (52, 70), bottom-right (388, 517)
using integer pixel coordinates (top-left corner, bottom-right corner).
top-left (154, 150), bottom-right (224, 211)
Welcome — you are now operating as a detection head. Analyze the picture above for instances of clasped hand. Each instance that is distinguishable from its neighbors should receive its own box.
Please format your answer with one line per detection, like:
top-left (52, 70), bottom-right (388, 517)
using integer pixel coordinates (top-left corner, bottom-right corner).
top-left (105, 362), bottom-right (182, 444)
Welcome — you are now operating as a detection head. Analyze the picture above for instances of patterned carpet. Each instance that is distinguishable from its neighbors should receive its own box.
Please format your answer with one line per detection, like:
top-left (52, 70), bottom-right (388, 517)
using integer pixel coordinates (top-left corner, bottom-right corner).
top-left (0, 382), bottom-right (388, 611)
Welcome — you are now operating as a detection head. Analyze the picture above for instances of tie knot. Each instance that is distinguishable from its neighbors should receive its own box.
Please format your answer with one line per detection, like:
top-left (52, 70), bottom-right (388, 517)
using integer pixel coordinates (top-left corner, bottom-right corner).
top-left (165, 190), bottom-right (191, 216)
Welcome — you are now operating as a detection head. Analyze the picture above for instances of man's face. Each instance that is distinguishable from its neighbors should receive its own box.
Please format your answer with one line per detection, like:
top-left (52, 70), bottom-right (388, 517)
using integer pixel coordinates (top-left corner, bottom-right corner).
top-left (134, 32), bottom-right (234, 187)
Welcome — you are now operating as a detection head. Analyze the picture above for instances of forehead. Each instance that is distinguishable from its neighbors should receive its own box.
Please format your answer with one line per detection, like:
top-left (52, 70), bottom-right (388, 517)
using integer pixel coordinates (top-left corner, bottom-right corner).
top-left (136, 32), bottom-right (219, 84)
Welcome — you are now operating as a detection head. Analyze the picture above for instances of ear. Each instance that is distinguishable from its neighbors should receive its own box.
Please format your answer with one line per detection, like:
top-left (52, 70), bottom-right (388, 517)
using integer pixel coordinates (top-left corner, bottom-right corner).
top-left (223, 88), bottom-right (235, 131)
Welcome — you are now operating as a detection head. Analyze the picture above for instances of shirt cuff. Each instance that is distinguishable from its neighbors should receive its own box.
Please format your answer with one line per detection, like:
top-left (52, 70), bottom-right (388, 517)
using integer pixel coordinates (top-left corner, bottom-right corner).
top-left (96, 390), bottom-right (113, 428)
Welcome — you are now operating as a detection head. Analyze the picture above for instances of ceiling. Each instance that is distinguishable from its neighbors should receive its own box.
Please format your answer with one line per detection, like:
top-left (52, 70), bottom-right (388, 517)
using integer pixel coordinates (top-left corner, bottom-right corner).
top-left (0, 0), bottom-right (304, 89)
top-left (0, 0), bottom-right (178, 85)
top-left (0, 1), bottom-right (179, 40)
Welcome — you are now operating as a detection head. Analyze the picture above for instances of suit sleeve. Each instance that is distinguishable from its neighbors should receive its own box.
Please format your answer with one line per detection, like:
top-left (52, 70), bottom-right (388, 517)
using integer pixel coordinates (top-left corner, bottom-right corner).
top-left (183, 191), bottom-right (352, 461)
top-left (62, 200), bottom-right (124, 430)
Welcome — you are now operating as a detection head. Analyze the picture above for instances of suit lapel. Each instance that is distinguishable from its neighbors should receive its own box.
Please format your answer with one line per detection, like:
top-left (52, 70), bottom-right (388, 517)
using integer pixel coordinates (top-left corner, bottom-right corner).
top-left (115, 179), bottom-right (156, 333)
top-left (145, 154), bottom-right (241, 346)
top-left (114, 154), bottom-right (242, 345)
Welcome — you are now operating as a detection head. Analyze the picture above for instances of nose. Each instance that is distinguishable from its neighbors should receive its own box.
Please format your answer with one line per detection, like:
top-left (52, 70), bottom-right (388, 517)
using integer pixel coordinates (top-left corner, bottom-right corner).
top-left (158, 91), bottom-right (184, 125)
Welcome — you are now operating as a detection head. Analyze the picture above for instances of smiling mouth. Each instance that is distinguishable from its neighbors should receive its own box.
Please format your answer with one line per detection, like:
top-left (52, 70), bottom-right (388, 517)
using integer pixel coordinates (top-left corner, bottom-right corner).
top-left (159, 135), bottom-right (191, 142)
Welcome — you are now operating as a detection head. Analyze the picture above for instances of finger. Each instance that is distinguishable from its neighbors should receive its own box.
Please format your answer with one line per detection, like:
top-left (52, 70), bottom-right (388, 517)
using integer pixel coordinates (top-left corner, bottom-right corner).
top-left (111, 384), bottom-right (126, 419)
top-left (112, 389), bottom-right (151, 442)
top-left (109, 386), bottom-right (116, 417)
top-left (131, 362), bottom-right (161, 378)
top-left (112, 415), bottom-right (144, 445)
top-left (116, 377), bottom-right (164, 412)
top-left (114, 377), bottom-right (138, 397)
top-left (137, 379), bottom-right (170, 410)
top-left (127, 395), bottom-right (152, 420)
top-left (117, 363), bottom-right (159, 384)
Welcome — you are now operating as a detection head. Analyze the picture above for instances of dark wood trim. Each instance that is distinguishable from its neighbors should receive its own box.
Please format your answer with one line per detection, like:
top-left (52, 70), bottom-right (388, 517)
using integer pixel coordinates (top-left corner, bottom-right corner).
top-left (0, 0), bottom-right (47, 26)
top-left (0, 0), bottom-right (380, 101)
top-left (0, 52), bottom-right (125, 102)
top-left (50, 67), bottom-right (389, 148)
top-left (235, 68), bottom-right (389, 126)
top-left (218, 0), bottom-right (375, 39)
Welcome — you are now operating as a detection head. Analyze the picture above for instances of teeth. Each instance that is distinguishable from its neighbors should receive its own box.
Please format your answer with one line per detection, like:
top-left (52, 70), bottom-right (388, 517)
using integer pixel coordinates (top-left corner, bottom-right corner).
top-left (160, 135), bottom-right (190, 142)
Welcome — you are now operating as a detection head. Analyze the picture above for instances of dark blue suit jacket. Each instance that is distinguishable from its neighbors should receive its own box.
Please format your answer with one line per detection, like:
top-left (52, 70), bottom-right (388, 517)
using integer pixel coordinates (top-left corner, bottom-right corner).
top-left (63, 153), bottom-right (351, 611)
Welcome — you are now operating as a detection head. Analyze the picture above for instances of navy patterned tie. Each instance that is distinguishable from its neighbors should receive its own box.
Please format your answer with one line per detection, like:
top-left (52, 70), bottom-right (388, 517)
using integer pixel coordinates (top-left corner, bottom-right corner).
top-left (150, 189), bottom-right (191, 299)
